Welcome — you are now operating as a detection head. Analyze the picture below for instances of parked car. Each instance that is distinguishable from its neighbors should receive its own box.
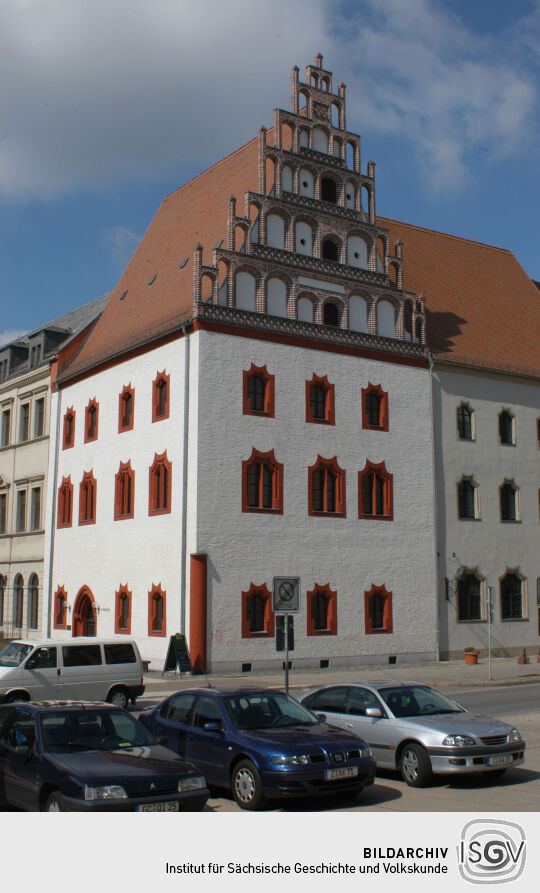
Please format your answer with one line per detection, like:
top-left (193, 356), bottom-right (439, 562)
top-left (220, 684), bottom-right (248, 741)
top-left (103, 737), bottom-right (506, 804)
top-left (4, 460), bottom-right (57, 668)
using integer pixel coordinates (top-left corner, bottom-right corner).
top-left (0, 701), bottom-right (208, 812)
top-left (139, 688), bottom-right (376, 810)
top-left (0, 638), bottom-right (145, 708)
top-left (299, 681), bottom-right (525, 787)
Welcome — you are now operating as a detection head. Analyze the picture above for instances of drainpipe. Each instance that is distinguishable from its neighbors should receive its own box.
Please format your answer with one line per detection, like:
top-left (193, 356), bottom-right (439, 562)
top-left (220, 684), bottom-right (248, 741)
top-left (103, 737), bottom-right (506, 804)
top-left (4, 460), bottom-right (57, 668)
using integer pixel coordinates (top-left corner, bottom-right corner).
top-left (428, 352), bottom-right (440, 662)
top-left (179, 324), bottom-right (190, 635)
top-left (46, 384), bottom-right (62, 637)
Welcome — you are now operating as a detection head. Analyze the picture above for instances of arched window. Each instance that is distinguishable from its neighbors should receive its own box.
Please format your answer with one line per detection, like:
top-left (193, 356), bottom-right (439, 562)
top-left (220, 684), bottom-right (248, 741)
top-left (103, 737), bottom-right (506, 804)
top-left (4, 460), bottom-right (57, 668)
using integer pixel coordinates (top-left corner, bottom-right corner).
top-left (312, 127), bottom-right (328, 153)
top-left (500, 572), bottom-right (524, 620)
top-left (499, 410), bottom-right (515, 445)
top-left (243, 364), bottom-right (275, 417)
top-left (119, 384), bottom-right (135, 432)
top-left (299, 169), bottom-right (314, 197)
top-left (457, 572), bottom-right (482, 621)
top-left (376, 300), bottom-right (396, 338)
top-left (152, 371), bottom-right (170, 422)
top-left (57, 476), bottom-right (73, 528)
top-left (235, 271), bottom-right (256, 311)
top-left (241, 583), bottom-right (274, 638)
top-left (362, 383), bottom-right (389, 431)
top-left (297, 296), bottom-right (314, 323)
top-left (347, 235), bottom-right (368, 269)
top-left (500, 481), bottom-right (519, 522)
top-left (359, 460), bottom-right (393, 520)
top-left (242, 448), bottom-right (283, 514)
top-left (266, 277), bottom-right (287, 318)
top-left (348, 295), bottom-right (368, 333)
top-left (115, 584), bottom-right (132, 634)
top-left (54, 586), bottom-right (68, 630)
top-left (266, 214), bottom-right (285, 250)
top-left (149, 452), bottom-right (172, 515)
top-left (458, 478), bottom-right (478, 520)
top-left (321, 177), bottom-right (337, 203)
top-left (28, 573), bottom-right (39, 630)
top-left (307, 583), bottom-right (337, 636)
top-left (0, 574), bottom-right (5, 626)
top-left (457, 403), bottom-right (474, 440)
top-left (323, 302), bottom-right (339, 326)
top-left (306, 373), bottom-right (335, 425)
top-left (148, 584), bottom-right (166, 636)
top-left (322, 239), bottom-right (339, 261)
top-left (13, 574), bottom-right (24, 628)
top-left (62, 407), bottom-right (76, 449)
top-left (79, 471), bottom-right (97, 525)
top-left (84, 399), bottom-right (99, 443)
top-left (308, 456), bottom-right (346, 517)
top-left (115, 461), bottom-right (135, 520)
top-left (364, 584), bottom-right (393, 634)
top-left (295, 221), bottom-right (313, 255)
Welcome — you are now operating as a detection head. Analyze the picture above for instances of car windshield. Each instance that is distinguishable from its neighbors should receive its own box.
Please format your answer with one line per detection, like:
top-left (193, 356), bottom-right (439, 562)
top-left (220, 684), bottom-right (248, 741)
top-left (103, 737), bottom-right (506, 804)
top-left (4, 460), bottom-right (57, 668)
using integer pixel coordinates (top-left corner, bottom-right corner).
top-left (378, 686), bottom-right (464, 718)
top-left (39, 709), bottom-right (156, 753)
top-left (0, 642), bottom-right (34, 667)
top-left (224, 692), bottom-right (319, 730)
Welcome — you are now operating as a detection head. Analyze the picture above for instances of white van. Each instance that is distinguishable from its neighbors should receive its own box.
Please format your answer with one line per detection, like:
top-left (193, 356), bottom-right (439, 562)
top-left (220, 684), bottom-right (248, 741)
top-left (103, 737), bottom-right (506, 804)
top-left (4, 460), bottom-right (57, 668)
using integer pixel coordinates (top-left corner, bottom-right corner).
top-left (0, 638), bottom-right (145, 709)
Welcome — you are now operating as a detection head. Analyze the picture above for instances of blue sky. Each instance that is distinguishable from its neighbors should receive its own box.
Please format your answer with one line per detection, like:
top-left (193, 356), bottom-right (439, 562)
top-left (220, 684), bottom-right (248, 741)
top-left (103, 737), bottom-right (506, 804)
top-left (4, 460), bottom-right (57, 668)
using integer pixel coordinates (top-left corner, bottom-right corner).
top-left (1, 0), bottom-right (539, 343)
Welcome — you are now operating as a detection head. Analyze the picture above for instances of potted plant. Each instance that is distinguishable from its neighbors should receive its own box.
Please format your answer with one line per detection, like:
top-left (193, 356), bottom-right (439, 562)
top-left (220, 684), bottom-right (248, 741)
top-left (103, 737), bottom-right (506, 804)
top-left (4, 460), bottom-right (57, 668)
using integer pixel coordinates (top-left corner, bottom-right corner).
top-left (464, 646), bottom-right (479, 665)
top-left (517, 648), bottom-right (530, 665)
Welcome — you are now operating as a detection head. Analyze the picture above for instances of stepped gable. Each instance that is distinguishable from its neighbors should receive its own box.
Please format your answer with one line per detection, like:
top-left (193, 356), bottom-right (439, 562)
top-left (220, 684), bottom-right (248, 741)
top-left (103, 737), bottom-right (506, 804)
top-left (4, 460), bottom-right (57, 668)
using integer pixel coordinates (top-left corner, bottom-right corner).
top-left (59, 137), bottom-right (260, 381)
top-left (379, 217), bottom-right (540, 378)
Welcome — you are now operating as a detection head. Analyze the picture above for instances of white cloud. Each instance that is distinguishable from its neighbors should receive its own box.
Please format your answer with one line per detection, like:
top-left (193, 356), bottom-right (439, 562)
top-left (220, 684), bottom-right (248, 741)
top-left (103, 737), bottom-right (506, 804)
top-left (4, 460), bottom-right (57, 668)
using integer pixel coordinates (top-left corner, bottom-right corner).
top-left (0, 329), bottom-right (28, 347)
top-left (0, 0), bottom-right (538, 200)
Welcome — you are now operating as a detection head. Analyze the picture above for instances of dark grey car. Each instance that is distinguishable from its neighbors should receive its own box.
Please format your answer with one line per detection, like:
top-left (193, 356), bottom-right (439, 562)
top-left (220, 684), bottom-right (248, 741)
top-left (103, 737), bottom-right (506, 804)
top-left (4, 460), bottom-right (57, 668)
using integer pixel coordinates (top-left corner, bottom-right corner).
top-left (300, 681), bottom-right (525, 787)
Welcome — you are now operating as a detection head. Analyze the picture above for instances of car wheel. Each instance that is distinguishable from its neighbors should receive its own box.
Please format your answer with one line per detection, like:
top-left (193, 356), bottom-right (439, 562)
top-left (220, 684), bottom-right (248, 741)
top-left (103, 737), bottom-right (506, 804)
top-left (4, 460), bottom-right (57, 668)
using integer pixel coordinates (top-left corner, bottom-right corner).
top-left (4, 691), bottom-right (29, 704)
top-left (45, 792), bottom-right (66, 812)
top-left (107, 687), bottom-right (129, 709)
top-left (399, 743), bottom-right (433, 787)
top-left (232, 760), bottom-right (267, 811)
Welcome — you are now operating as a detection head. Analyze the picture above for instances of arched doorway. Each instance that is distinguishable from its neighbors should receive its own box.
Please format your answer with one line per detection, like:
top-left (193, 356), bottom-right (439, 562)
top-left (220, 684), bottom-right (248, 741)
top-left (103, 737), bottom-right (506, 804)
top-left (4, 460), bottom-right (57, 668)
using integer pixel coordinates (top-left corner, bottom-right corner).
top-left (72, 587), bottom-right (97, 637)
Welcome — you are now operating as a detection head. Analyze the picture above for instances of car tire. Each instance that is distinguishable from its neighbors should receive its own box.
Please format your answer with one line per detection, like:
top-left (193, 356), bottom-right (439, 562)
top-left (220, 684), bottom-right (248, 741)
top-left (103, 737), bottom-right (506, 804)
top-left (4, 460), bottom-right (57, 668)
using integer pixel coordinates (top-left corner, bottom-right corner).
top-left (4, 691), bottom-right (29, 704)
top-left (399, 743), bottom-right (433, 787)
top-left (231, 760), bottom-right (267, 811)
top-left (107, 687), bottom-right (129, 709)
top-left (45, 792), bottom-right (66, 812)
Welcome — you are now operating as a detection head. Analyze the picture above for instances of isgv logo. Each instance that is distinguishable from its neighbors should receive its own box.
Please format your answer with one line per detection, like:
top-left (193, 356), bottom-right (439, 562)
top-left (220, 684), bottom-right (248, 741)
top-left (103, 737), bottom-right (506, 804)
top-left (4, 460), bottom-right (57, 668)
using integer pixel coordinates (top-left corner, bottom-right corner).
top-left (458, 819), bottom-right (526, 884)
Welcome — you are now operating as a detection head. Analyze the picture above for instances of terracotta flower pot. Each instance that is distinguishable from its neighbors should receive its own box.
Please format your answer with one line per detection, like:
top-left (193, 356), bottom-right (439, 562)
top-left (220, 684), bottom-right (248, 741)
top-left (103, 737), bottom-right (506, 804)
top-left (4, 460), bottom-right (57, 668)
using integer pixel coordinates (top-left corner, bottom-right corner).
top-left (464, 651), bottom-right (478, 665)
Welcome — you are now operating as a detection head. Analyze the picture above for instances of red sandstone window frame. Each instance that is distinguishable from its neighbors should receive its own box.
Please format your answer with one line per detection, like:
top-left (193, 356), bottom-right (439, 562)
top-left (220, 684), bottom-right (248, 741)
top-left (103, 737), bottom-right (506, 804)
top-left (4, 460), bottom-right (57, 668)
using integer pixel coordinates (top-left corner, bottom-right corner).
top-left (305, 373), bottom-right (335, 425)
top-left (358, 459), bottom-right (393, 521)
top-left (152, 371), bottom-right (170, 422)
top-left (243, 364), bottom-right (275, 418)
top-left (241, 582), bottom-right (275, 638)
top-left (361, 383), bottom-right (389, 431)
top-left (308, 455), bottom-right (346, 517)
top-left (118, 384), bottom-right (135, 432)
top-left (364, 584), bottom-right (393, 634)
top-left (78, 470), bottom-right (97, 525)
top-left (57, 476), bottom-right (73, 528)
top-left (149, 451), bottom-right (172, 515)
top-left (84, 398), bottom-right (99, 443)
top-left (115, 584), bottom-right (132, 635)
top-left (62, 407), bottom-right (76, 450)
top-left (307, 583), bottom-right (337, 636)
top-left (148, 584), bottom-right (166, 637)
top-left (242, 448), bottom-right (283, 514)
top-left (53, 585), bottom-right (68, 630)
top-left (114, 460), bottom-right (135, 520)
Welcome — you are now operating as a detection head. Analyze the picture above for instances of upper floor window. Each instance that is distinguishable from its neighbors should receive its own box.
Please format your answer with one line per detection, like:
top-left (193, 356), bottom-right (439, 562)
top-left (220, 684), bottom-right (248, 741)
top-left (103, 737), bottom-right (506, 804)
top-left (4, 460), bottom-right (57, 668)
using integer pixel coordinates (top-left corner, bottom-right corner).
top-left (242, 448), bottom-right (283, 514)
top-left (457, 403), bottom-right (474, 440)
top-left (34, 398), bottom-right (45, 438)
top-left (115, 584), bottom-right (132, 635)
top-left (358, 460), bottom-right (393, 520)
top-left (115, 461), bottom-right (135, 520)
top-left (500, 480), bottom-right (520, 522)
top-left (54, 586), bottom-right (68, 630)
top-left (361, 383), bottom-right (389, 431)
top-left (241, 582), bottom-right (274, 638)
top-left (84, 399), bottom-right (99, 443)
top-left (79, 471), bottom-right (97, 525)
top-left (458, 477), bottom-right (479, 520)
top-left (323, 301), bottom-right (340, 326)
top-left (364, 584), bottom-right (393, 634)
top-left (0, 493), bottom-right (7, 534)
top-left (500, 572), bottom-right (526, 620)
top-left (57, 476), bottom-right (73, 528)
top-left (63, 407), bottom-right (75, 449)
top-left (243, 364), bottom-right (275, 418)
top-left (308, 455), bottom-right (346, 517)
top-left (457, 572), bottom-right (482, 621)
top-left (13, 574), bottom-right (24, 628)
top-left (28, 573), bottom-right (39, 630)
top-left (30, 486), bottom-right (41, 531)
top-left (19, 403), bottom-right (30, 442)
top-left (149, 452), bottom-right (172, 515)
top-left (0, 574), bottom-right (5, 624)
top-left (499, 409), bottom-right (515, 445)
top-left (119, 384), bottom-right (135, 432)
top-left (307, 583), bottom-right (337, 636)
top-left (16, 489), bottom-right (26, 532)
top-left (306, 374), bottom-right (335, 425)
top-left (1, 408), bottom-right (10, 447)
top-left (152, 371), bottom-right (170, 422)
top-left (148, 584), bottom-right (166, 636)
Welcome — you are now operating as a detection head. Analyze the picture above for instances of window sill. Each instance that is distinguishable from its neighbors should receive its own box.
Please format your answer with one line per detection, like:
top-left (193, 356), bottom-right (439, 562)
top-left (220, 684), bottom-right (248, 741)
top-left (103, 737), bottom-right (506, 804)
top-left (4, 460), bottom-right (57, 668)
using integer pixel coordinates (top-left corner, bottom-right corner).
top-left (149, 508), bottom-right (172, 516)
top-left (114, 513), bottom-right (134, 521)
top-left (243, 506), bottom-right (283, 514)
top-left (78, 519), bottom-right (96, 526)
top-left (359, 513), bottom-right (393, 521)
top-left (457, 517), bottom-right (482, 522)
top-left (500, 519), bottom-right (521, 524)
top-left (500, 617), bottom-right (528, 622)
top-left (308, 629), bottom-right (336, 636)
top-left (306, 418), bottom-right (335, 426)
top-left (310, 511), bottom-right (346, 519)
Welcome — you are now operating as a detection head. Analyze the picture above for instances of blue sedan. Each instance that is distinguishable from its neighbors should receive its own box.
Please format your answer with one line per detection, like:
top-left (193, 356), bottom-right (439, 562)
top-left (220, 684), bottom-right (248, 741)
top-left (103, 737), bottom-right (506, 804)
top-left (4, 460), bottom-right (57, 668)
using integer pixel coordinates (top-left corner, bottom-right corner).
top-left (139, 688), bottom-right (376, 810)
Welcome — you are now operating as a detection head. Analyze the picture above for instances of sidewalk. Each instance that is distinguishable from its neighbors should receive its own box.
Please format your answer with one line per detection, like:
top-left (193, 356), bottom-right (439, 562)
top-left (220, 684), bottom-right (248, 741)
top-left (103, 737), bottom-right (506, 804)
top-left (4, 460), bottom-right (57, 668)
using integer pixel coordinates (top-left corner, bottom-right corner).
top-left (142, 655), bottom-right (540, 697)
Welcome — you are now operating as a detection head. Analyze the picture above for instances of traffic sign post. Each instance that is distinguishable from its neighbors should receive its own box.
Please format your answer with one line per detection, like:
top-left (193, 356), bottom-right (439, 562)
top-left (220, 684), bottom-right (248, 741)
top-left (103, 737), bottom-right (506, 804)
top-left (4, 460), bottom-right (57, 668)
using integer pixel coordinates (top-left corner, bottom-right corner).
top-left (487, 586), bottom-right (495, 681)
top-left (273, 578), bottom-right (299, 695)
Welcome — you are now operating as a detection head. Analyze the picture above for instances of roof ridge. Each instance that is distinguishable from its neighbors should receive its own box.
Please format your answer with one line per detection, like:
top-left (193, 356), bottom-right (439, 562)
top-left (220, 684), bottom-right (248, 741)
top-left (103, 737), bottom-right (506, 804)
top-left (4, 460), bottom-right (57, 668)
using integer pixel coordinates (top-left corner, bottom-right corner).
top-left (378, 216), bottom-right (514, 255)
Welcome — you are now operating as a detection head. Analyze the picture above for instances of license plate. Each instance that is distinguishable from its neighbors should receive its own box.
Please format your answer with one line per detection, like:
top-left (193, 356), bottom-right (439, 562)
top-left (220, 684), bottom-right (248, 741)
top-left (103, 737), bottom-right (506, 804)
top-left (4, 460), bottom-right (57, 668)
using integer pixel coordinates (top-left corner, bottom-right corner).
top-left (137, 801), bottom-right (180, 812)
top-left (487, 754), bottom-right (513, 766)
top-left (324, 766), bottom-right (359, 780)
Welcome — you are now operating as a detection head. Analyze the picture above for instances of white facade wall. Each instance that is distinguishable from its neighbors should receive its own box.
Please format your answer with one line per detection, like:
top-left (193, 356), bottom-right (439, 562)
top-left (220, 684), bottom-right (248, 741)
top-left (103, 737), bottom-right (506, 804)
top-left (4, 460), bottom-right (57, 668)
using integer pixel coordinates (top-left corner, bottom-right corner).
top-left (433, 365), bottom-right (540, 658)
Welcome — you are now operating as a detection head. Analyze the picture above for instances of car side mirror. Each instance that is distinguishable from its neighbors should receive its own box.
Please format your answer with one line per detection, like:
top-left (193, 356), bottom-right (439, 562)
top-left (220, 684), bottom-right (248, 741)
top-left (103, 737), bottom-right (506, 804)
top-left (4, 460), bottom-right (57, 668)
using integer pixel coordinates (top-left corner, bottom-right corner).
top-left (203, 721), bottom-right (223, 733)
top-left (316, 713), bottom-right (326, 723)
top-left (365, 707), bottom-right (383, 718)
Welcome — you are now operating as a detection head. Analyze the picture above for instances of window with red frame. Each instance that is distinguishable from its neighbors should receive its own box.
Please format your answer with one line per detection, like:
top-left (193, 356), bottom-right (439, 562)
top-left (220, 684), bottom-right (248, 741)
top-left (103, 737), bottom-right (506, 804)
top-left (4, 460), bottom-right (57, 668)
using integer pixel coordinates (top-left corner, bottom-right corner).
top-left (364, 584), bottom-right (393, 634)
top-left (148, 585), bottom-right (166, 636)
top-left (306, 374), bottom-right (335, 425)
top-left (57, 476), bottom-right (73, 527)
top-left (84, 399), bottom-right (99, 442)
top-left (115, 585), bottom-right (132, 634)
top-left (358, 460), bottom-right (393, 520)
top-left (241, 583), bottom-right (274, 637)
top-left (79, 471), bottom-right (97, 525)
top-left (53, 586), bottom-right (68, 630)
top-left (115, 461), bottom-right (135, 520)
top-left (243, 364), bottom-right (275, 417)
top-left (361, 383), bottom-right (389, 431)
top-left (119, 384), bottom-right (134, 431)
top-left (62, 407), bottom-right (75, 449)
top-left (242, 448), bottom-right (283, 513)
top-left (149, 452), bottom-right (172, 515)
top-left (152, 371), bottom-right (170, 422)
top-left (308, 456), bottom-right (346, 517)
top-left (307, 584), bottom-right (337, 635)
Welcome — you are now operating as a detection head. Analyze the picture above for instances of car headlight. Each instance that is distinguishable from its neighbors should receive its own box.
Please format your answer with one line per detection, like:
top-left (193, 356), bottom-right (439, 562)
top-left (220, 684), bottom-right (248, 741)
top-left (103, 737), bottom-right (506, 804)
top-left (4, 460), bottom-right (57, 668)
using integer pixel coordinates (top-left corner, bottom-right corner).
top-left (178, 775), bottom-right (206, 792)
top-left (270, 754), bottom-right (310, 766)
top-left (442, 735), bottom-right (476, 747)
top-left (509, 728), bottom-right (522, 743)
top-left (360, 744), bottom-right (373, 757)
top-left (84, 785), bottom-right (128, 801)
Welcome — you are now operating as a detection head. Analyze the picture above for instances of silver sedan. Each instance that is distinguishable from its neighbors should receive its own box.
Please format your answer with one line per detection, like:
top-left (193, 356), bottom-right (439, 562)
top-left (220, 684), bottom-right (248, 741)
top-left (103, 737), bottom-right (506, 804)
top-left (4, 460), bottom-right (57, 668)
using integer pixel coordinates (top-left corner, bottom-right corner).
top-left (300, 681), bottom-right (525, 787)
